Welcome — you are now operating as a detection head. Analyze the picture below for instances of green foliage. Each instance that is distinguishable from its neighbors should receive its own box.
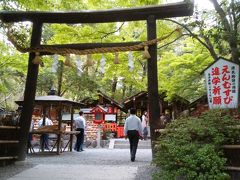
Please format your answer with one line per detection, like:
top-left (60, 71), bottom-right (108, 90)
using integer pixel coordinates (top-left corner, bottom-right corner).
top-left (1, 0), bottom-right (239, 108)
top-left (0, 37), bottom-right (28, 109)
top-left (153, 110), bottom-right (240, 180)
top-left (158, 37), bottom-right (213, 102)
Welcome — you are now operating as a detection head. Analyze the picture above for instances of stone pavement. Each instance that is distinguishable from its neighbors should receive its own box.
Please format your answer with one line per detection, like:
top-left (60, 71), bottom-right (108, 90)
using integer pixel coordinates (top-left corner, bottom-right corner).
top-left (3, 148), bottom-right (155, 180)
top-left (7, 164), bottom-right (138, 180)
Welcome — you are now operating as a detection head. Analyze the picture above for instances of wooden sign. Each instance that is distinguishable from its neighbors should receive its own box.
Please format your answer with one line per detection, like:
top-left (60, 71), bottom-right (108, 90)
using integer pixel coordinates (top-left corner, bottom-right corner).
top-left (204, 58), bottom-right (239, 109)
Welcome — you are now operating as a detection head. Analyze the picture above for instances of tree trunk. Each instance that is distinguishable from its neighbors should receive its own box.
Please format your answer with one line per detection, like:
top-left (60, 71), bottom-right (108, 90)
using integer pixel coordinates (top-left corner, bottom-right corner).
top-left (210, 0), bottom-right (239, 62)
top-left (111, 76), bottom-right (118, 98)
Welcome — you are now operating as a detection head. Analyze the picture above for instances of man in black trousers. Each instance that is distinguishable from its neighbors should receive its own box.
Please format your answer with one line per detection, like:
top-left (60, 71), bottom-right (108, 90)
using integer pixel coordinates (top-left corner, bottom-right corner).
top-left (124, 108), bottom-right (143, 162)
top-left (74, 111), bottom-right (86, 152)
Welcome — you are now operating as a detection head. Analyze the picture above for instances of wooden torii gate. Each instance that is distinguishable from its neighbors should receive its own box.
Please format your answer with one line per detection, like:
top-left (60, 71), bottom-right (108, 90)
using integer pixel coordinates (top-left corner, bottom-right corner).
top-left (0, 1), bottom-right (193, 160)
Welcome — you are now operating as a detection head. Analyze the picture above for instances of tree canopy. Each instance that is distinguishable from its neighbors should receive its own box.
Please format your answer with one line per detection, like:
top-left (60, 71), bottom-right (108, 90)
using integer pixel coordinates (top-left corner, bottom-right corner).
top-left (0, 0), bottom-right (239, 109)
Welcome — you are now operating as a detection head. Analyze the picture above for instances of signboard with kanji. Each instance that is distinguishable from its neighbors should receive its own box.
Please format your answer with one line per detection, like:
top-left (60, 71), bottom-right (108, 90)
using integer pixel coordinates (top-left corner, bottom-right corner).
top-left (204, 58), bottom-right (239, 109)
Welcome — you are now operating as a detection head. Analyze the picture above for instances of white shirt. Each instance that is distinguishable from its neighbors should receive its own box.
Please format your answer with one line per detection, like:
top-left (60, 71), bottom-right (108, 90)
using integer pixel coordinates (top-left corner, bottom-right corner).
top-left (74, 115), bottom-right (86, 129)
top-left (124, 114), bottom-right (142, 136)
top-left (38, 117), bottom-right (53, 128)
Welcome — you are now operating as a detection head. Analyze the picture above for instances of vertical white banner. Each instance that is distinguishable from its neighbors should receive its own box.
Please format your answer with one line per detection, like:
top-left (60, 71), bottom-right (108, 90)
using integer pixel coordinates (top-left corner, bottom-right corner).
top-left (204, 58), bottom-right (239, 109)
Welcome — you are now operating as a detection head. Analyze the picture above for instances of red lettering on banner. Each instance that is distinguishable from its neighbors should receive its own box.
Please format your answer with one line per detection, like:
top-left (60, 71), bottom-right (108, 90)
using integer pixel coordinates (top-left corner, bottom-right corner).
top-left (223, 89), bottom-right (231, 96)
top-left (224, 96), bottom-right (232, 104)
top-left (212, 77), bottom-right (221, 85)
top-left (222, 65), bottom-right (230, 74)
top-left (222, 81), bottom-right (231, 89)
top-left (222, 73), bottom-right (230, 81)
top-left (213, 96), bottom-right (222, 105)
top-left (211, 67), bottom-right (220, 76)
top-left (206, 60), bottom-right (238, 108)
top-left (213, 86), bottom-right (221, 95)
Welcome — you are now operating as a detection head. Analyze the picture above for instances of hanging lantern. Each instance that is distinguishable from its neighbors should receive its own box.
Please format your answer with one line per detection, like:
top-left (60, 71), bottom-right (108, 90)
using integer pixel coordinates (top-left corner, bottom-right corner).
top-left (99, 54), bottom-right (106, 74)
top-left (51, 54), bottom-right (58, 72)
top-left (64, 54), bottom-right (72, 67)
top-left (76, 56), bottom-right (83, 76)
top-left (143, 46), bottom-right (151, 59)
top-left (128, 51), bottom-right (134, 72)
top-left (32, 52), bottom-right (44, 67)
top-left (86, 54), bottom-right (94, 66)
top-left (114, 52), bottom-right (120, 64)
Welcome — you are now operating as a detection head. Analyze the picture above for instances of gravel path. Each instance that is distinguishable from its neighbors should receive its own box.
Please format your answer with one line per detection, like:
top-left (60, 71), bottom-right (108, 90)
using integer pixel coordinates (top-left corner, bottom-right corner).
top-left (0, 148), bottom-right (158, 180)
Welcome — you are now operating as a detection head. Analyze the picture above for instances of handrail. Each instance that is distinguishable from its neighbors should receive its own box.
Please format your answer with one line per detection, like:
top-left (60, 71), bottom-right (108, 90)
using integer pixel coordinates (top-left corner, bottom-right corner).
top-left (0, 140), bottom-right (19, 144)
top-left (225, 166), bottom-right (240, 171)
top-left (222, 145), bottom-right (240, 149)
top-left (0, 126), bottom-right (20, 129)
top-left (0, 156), bottom-right (18, 160)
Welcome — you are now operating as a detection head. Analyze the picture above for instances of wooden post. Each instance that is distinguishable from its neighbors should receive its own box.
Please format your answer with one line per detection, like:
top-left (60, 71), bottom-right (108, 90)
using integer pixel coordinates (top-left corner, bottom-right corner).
top-left (57, 104), bottom-right (62, 154)
top-left (41, 106), bottom-right (46, 152)
top-left (57, 61), bottom-right (63, 96)
top-left (147, 15), bottom-right (161, 157)
top-left (18, 21), bottom-right (42, 161)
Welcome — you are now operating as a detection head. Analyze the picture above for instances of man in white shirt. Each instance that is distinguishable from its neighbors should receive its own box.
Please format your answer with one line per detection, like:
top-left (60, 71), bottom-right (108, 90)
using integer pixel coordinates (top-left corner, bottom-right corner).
top-left (38, 117), bottom-right (53, 127)
top-left (124, 108), bottom-right (143, 162)
top-left (38, 115), bottom-right (53, 150)
top-left (74, 111), bottom-right (86, 152)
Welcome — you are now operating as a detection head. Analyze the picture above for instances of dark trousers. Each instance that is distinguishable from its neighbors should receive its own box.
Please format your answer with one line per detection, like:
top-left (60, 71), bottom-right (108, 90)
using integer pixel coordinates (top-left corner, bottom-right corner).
top-left (127, 130), bottom-right (140, 160)
top-left (40, 134), bottom-right (50, 150)
top-left (28, 133), bottom-right (33, 148)
top-left (75, 128), bottom-right (84, 151)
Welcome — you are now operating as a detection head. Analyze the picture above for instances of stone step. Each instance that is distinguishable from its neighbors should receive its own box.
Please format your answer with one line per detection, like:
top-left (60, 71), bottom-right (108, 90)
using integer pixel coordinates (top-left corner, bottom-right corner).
top-left (109, 139), bottom-right (151, 149)
top-left (113, 139), bottom-right (151, 149)
top-left (114, 144), bottom-right (151, 149)
top-left (114, 140), bottom-right (151, 145)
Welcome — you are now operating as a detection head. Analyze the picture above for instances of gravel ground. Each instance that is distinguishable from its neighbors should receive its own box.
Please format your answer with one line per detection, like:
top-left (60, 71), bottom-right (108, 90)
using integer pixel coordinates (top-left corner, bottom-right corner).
top-left (0, 148), bottom-right (159, 180)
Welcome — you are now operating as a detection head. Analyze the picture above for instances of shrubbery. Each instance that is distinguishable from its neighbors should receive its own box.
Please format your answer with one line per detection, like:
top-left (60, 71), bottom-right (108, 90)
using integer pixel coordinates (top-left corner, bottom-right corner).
top-left (153, 110), bottom-right (240, 180)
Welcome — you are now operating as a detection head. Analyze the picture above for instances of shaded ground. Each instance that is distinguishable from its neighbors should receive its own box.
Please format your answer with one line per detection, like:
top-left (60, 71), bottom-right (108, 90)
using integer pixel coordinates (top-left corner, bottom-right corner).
top-left (0, 148), bottom-right (158, 180)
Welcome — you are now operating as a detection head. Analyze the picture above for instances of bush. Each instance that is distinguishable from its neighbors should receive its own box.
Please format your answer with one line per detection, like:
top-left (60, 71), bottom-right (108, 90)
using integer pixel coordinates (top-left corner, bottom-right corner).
top-left (153, 110), bottom-right (240, 180)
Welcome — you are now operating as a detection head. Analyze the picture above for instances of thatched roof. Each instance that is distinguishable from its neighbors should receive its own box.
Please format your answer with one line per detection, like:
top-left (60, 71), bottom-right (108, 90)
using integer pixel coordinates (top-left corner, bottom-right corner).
top-left (15, 95), bottom-right (85, 108)
top-left (122, 91), bottom-right (148, 110)
top-left (80, 91), bottom-right (125, 111)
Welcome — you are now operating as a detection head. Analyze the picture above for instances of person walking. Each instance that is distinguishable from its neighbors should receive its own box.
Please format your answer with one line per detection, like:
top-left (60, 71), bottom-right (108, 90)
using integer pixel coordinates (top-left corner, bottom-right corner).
top-left (124, 108), bottom-right (143, 162)
top-left (74, 111), bottom-right (86, 152)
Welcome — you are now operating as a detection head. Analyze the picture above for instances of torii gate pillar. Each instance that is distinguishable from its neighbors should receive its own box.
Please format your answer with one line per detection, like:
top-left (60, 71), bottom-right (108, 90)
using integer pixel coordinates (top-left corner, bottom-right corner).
top-left (147, 15), bottom-right (160, 155)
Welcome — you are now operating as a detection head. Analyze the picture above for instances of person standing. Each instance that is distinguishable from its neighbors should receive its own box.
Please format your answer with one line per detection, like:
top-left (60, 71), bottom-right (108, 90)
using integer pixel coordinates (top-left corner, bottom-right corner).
top-left (124, 108), bottom-right (143, 162)
top-left (38, 114), bottom-right (53, 150)
top-left (160, 113), bottom-right (167, 125)
top-left (74, 111), bottom-right (86, 152)
top-left (141, 111), bottom-right (148, 140)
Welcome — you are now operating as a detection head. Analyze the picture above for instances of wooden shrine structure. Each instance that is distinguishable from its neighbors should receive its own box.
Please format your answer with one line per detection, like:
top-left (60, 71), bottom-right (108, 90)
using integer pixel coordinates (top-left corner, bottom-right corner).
top-left (81, 91), bottom-right (125, 112)
top-left (15, 95), bottom-right (85, 154)
top-left (123, 91), bottom-right (189, 120)
top-left (0, 1), bottom-right (194, 161)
